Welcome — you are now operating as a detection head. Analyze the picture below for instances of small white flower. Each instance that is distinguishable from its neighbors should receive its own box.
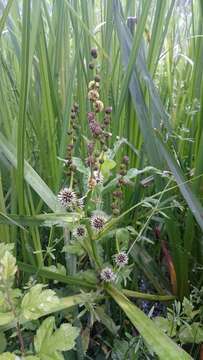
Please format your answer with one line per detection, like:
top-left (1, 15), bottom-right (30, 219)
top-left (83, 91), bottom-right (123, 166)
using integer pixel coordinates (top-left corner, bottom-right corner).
top-left (90, 211), bottom-right (108, 233)
top-left (100, 267), bottom-right (116, 282)
top-left (58, 187), bottom-right (77, 209)
top-left (73, 224), bottom-right (87, 240)
top-left (114, 251), bottom-right (128, 267)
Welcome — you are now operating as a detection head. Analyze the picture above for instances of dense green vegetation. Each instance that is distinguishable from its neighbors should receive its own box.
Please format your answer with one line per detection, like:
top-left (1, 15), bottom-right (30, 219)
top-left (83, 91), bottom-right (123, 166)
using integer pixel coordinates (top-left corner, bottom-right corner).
top-left (0, 0), bottom-right (203, 358)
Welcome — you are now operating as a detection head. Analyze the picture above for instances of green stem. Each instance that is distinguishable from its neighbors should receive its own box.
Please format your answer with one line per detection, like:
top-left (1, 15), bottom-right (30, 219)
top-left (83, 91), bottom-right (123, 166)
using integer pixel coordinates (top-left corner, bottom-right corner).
top-left (123, 289), bottom-right (175, 301)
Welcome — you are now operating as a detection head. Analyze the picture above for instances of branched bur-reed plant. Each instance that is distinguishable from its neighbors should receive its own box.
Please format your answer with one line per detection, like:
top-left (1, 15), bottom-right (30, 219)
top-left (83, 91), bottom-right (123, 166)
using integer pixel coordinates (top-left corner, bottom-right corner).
top-left (0, 47), bottom-right (196, 360)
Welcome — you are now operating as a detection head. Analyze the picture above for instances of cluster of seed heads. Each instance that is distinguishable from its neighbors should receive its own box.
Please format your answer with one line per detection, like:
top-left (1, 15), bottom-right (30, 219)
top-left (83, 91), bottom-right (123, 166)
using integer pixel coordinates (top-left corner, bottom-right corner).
top-left (100, 251), bottom-right (129, 283)
top-left (111, 155), bottom-right (129, 216)
top-left (86, 48), bottom-right (113, 190)
top-left (65, 103), bottom-right (79, 180)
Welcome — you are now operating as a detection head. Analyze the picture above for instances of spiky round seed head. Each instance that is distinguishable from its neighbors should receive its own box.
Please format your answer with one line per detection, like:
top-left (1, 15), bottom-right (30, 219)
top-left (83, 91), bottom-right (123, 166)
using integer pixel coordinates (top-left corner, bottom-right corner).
top-left (86, 155), bottom-right (95, 166)
top-left (113, 190), bottom-right (122, 198)
top-left (95, 151), bottom-right (100, 158)
top-left (111, 202), bottom-right (117, 209)
top-left (120, 164), bottom-right (126, 170)
top-left (87, 112), bottom-right (95, 122)
top-left (119, 170), bottom-right (127, 176)
top-left (67, 144), bottom-right (74, 151)
top-left (91, 48), bottom-right (98, 58)
top-left (67, 129), bottom-right (73, 135)
top-left (73, 224), bottom-right (87, 240)
top-left (99, 138), bottom-right (105, 145)
top-left (73, 125), bottom-right (78, 131)
top-left (58, 188), bottom-right (77, 209)
top-left (104, 117), bottom-right (110, 126)
top-left (95, 74), bottom-right (101, 82)
top-left (70, 164), bottom-right (77, 172)
top-left (113, 208), bottom-right (120, 216)
top-left (88, 177), bottom-right (97, 189)
top-left (89, 62), bottom-right (94, 69)
top-left (88, 90), bottom-right (99, 102)
top-left (95, 100), bottom-right (104, 112)
top-left (94, 125), bottom-right (102, 135)
top-left (114, 251), bottom-right (128, 267)
top-left (123, 155), bottom-right (129, 164)
top-left (105, 106), bottom-right (112, 114)
top-left (100, 267), bottom-right (116, 282)
top-left (88, 80), bottom-right (96, 90)
top-left (118, 177), bottom-right (126, 185)
top-left (73, 103), bottom-right (79, 111)
top-left (102, 145), bottom-right (108, 152)
top-left (71, 112), bottom-right (76, 119)
top-left (90, 212), bottom-right (107, 232)
top-left (87, 142), bottom-right (94, 154)
top-left (99, 159), bottom-right (104, 164)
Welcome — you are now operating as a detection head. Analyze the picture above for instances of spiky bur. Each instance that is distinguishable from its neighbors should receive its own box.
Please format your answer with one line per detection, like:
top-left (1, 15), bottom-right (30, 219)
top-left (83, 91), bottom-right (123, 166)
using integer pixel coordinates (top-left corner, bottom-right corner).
top-left (90, 212), bottom-right (108, 233)
top-left (114, 251), bottom-right (129, 267)
top-left (58, 188), bottom-right (77, 210)
top-left (100, 267), bottom-right (116, 282)
top-left (72, 225), bottom-right (87, 240)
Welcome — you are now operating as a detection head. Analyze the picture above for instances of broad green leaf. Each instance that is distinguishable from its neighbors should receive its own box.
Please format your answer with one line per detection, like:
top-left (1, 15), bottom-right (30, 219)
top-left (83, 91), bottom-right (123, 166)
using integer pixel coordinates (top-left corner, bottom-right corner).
top-left (154, 317), bottom-right (176, 337)
top-left (21, 284), bottom-right (60, 320)
top-left (100, 159), bottom-right (116, 178)
top-left (0, 354), bottom-right (15, 360)
top-left (0, 312), bottom-right (14, 326)
top-left (34, 316), bottom-right (79, 358)
top-left (0, 332), bottom-right (6, 353)
top-left (107, 285), bottom-right (192, 359)
top-left (0, 251), bottom-right (17, 286)
top-left (179, 323), bottom-right (203, 344)
top-left (0, 244), bottom-right (14, 259)
top-left (72, 157), bottom-right (89, 175)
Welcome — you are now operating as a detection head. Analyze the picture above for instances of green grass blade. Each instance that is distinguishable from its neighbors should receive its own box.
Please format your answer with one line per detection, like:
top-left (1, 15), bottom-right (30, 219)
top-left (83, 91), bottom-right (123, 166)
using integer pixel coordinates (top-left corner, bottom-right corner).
top-left (16, 0), bottom-right (31, 213)
top-left (156, 131), bottom-right (203, 232)
top-left (0, 132), bottom-right (61, 211)
top-left (107, 285), bottom-right (192, 360)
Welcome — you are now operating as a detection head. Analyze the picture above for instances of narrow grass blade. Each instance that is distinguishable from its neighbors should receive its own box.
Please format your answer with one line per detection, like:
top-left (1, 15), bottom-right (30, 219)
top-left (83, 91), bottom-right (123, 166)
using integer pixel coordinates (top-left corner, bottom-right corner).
top-left (0, 0), bottom-right (14, 37)
top-left (0, 212), bottom-right (82, 227)
top-left (0, 132), bottom-right (61, 211)
top-left (17, 0), bottom-right (31, 213)
top-left (156, 131), bottom-right (203, 232)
